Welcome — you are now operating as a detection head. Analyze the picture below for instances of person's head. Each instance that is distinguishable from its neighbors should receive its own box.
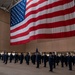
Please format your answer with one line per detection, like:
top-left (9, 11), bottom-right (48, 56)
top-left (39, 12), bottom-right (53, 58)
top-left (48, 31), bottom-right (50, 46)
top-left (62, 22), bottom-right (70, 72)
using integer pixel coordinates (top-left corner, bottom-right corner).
top-left (68, 52), bottom-right (71, 56)
top-left (49, 52), bottom-right (52, 56)
top-left (44, 52), bottom-right (46, 55)
top-left (52, 52), bottom-right (55, 55)
top-left (21, 52), bottom-right (23, 54)
top-left (27, 52), bottom-right (29, 55)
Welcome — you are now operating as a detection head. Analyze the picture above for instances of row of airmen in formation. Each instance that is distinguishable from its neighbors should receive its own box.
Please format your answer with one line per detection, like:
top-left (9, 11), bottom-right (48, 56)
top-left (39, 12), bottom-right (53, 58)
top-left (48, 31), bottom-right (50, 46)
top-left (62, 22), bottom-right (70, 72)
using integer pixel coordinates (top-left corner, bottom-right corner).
top-left (0, 51), bottom-right (75, 72)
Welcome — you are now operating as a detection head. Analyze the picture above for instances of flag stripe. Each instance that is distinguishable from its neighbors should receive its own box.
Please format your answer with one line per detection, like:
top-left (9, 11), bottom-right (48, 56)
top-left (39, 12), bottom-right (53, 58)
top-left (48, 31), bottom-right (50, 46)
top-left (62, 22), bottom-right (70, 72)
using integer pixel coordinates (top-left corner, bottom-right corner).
top-left (10, 17), bottom-right (75, 38)
top-left (10, 23), bottom-right (75, 41)
top-left (10, 30), bottom-right (75, 45)
top-left (26, 0), bottom-right (72, 10)
top-left (26, 0), bottom-right (73, 16)
top-left (10, 6), bottom-right (75, 33)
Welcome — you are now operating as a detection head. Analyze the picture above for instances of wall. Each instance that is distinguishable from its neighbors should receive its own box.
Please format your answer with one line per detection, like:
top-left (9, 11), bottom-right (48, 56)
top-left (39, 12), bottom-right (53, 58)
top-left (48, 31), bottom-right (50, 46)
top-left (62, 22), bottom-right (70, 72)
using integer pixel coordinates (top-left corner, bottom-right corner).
top-left (0, 9), bottom-right (10, 51)
top-left (25, 37), bottom-right (75, 53)
top-left (0, 9), bottom-right (26, 52)
top-left (0, 9), bottom-right (75, 53)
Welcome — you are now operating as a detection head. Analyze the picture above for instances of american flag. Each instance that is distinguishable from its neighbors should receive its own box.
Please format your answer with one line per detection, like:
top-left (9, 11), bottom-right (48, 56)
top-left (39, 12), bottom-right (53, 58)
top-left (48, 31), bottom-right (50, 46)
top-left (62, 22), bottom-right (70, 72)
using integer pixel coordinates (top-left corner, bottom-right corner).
top-left (10, 0), bottom-right (75, 45)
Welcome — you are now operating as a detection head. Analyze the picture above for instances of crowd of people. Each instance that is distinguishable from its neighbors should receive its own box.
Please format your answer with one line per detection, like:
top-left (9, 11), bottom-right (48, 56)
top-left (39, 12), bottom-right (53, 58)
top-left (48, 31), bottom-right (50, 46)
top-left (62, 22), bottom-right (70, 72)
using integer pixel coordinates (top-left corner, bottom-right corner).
top-left (0, 51), bottom-right (75, 72)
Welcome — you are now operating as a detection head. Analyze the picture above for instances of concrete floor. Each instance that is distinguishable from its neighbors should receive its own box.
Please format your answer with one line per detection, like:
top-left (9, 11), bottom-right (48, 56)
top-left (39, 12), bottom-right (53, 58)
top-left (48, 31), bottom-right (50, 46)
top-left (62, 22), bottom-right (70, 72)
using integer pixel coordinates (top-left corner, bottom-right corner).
top-left (0, 61), bottom-right (75, 75)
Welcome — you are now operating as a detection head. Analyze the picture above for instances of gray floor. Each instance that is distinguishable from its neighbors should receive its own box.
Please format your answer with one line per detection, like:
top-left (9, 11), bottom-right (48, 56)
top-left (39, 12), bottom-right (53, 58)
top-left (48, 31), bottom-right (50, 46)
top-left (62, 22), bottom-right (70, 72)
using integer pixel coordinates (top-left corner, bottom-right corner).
top-left (0, 61), bottom-right (75, 75)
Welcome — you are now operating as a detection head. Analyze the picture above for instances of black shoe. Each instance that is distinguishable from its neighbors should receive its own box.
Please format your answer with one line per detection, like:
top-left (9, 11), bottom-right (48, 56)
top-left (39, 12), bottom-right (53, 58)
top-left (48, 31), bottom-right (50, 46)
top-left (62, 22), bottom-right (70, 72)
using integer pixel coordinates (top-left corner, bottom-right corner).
top-left (69, 69), bottom-right (72, 71)
top-left (49, 70), bottom-right (53, 72)
top-left (36, 67), bottom-right (39, 68)
top-left (44, 66), bottom-right (46, 67)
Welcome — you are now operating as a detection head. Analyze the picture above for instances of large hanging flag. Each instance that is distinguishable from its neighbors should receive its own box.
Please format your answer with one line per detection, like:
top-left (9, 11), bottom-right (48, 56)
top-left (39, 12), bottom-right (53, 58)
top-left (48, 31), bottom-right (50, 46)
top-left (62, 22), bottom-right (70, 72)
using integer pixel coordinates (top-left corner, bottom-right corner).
top-left (10, 0), bottom-right (75, 45)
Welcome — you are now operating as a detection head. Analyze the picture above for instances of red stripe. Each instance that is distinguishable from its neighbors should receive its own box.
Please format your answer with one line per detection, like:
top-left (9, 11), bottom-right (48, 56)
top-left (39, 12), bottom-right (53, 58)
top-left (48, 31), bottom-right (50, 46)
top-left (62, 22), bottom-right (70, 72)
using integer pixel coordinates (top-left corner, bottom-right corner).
top-left (25, 6), bottom-right (75, 26)
top-left (10, 30), bottom-right (75, 45)
top-left (26, 0), bottom-right (72, 10)
top-left (26, 0), bottom-right (47, 10)
top-left (10, 18), bottom-right (75, 39)
top-left (26, 0), bottom-right (73, 18)
top-left (10, 6), bottom-right (75, 33)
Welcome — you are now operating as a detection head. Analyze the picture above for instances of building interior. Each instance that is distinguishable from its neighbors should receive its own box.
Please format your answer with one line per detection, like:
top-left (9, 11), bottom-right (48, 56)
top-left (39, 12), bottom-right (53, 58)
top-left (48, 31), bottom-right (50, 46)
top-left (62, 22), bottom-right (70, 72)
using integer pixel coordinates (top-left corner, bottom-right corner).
top-left (0, 0), bottom-right (75, 75)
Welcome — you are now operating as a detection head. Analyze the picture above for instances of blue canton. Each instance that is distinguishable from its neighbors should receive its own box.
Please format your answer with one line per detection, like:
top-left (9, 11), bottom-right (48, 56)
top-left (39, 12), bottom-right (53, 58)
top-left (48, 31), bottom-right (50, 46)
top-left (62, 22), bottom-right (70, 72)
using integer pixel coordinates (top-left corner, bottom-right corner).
top-left (10, 0), bottom-right (27, 27)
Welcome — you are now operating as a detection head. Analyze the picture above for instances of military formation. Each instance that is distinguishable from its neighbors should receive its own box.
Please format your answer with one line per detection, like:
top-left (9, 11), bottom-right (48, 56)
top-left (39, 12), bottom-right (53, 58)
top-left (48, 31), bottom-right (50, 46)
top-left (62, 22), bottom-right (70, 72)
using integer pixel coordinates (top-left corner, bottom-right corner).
top-left (0, 51), bottom-right (75, 72)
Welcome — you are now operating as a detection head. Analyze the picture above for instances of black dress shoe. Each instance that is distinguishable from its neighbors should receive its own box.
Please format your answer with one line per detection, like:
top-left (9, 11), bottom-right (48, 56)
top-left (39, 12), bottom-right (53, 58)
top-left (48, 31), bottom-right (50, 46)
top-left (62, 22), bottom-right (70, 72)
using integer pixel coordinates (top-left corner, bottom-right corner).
top-left (49, 70), bottom-right (53, 72)
top-left (36, 67), bottom-right (39, 68)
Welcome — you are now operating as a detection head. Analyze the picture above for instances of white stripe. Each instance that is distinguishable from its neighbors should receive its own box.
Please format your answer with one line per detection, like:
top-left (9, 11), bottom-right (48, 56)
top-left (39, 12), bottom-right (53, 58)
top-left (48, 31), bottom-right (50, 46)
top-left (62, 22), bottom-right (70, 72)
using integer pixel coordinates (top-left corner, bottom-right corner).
top-left (26, 0), bottom-right (39, 8)
top-left (26, 0), bottom-right (59, 8)
top-left (10, 12), bottom-right (75, 36)
top-left (26, 0), bottom-right (59, 14)
top-left (26, 0), bottom-right (73, 15)
top-left (26, 0), bottom-right (74, 18)
top-left (26, 0), bottom-right (30, 3)
top-left (10, 24), bottom-right (75, 42)
top-left (10, 0), bottom-right (74, 30)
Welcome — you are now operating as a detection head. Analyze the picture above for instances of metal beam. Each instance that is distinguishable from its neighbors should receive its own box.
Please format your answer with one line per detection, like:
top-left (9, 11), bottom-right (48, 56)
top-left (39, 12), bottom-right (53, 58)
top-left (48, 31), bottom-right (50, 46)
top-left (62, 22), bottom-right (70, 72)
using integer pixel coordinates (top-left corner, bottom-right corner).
top-left (0, 0), bottom-right (20, 12)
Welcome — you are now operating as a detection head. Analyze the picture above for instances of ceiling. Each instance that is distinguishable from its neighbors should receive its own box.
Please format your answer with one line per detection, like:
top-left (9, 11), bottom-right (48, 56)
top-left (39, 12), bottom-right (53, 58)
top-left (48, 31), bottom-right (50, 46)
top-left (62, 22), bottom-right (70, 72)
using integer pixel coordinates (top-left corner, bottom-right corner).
top-left (0, 0), bottom-right (20, 12)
